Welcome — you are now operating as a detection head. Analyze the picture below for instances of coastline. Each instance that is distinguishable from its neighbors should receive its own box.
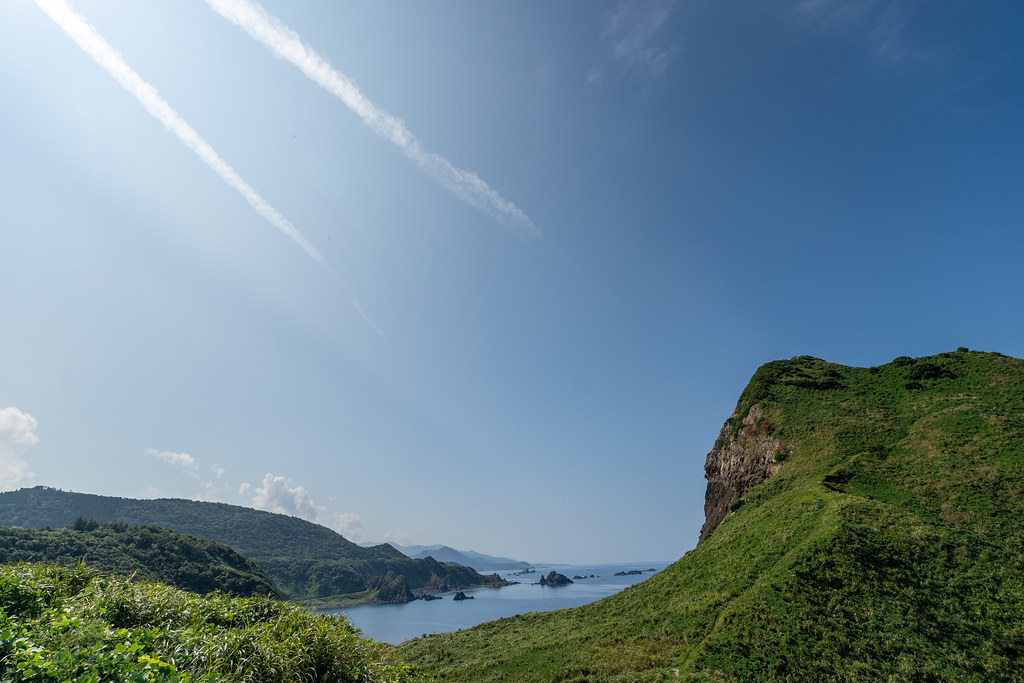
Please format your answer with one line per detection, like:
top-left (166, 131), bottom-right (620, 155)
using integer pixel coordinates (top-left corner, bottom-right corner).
top-left (329, 561), bottom-right (670, 644)
top-left (305, 573), bottom-right (519, 610)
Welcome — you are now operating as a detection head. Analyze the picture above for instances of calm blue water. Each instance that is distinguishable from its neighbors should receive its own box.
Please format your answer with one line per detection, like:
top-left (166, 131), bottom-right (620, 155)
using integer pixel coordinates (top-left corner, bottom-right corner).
top-left (325, 561), bottom-right (669, 645)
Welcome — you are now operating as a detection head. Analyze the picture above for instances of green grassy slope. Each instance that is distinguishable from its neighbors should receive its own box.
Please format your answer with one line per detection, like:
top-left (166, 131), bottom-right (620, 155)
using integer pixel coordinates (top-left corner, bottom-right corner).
top-left (0, 521), bottom-right (277, 598)
top-left (0, 490), bottom-right (486, 606)
top-left (0, 562), bottom-right (410, 682)
top-left (398, 350), bottom-right (1024, 681)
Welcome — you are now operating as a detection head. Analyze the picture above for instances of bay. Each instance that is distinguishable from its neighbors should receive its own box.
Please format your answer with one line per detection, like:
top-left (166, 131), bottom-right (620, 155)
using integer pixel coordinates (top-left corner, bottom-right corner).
top-left (327, 561), bottom-right (669, 645)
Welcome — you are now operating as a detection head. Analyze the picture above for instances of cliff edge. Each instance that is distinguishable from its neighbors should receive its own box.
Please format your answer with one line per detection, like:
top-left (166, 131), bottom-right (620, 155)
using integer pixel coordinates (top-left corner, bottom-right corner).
top-left (400, 349), bottom-right (1024, 681)
top-left (699, 404), bottom-right (787, 542)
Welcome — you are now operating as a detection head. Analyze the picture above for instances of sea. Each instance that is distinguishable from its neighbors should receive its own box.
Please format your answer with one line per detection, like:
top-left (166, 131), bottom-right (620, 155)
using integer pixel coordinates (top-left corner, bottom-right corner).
top-left (325, 561), bottom-right (670, 645)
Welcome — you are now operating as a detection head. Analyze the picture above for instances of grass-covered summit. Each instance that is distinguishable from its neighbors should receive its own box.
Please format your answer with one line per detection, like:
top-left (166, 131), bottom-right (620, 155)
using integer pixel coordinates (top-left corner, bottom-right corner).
top-left (399, 349), bottom-right (1024, 680)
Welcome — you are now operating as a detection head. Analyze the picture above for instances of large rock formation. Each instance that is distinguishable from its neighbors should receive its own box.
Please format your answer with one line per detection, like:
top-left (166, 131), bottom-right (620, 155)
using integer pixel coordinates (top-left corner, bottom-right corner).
top-left (699, 404), bottom-right (787, 542)
top-left (538, 570), bottom-right (573, 586)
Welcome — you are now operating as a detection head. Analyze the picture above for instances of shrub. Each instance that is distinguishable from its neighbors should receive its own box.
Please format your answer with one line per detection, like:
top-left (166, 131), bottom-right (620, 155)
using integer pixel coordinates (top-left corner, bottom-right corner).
top-left (0, 563), bottom-right (411, 683)
top-left (905, 362), bottom-right (954, 381)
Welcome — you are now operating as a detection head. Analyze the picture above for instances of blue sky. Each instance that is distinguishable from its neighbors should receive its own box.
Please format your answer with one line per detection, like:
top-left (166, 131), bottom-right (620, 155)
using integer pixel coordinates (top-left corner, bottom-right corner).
top-left (1, 0), bottom-right (1022, 563)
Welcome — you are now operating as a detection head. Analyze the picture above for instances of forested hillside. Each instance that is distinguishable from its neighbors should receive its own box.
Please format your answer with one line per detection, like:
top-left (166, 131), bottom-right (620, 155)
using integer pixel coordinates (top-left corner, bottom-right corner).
top-left (0, 489), bottom-right (486, 605)
top-left (0, 520), bottom-right (276, 597)
top-left (399, 350), bottom-right (1024, 680)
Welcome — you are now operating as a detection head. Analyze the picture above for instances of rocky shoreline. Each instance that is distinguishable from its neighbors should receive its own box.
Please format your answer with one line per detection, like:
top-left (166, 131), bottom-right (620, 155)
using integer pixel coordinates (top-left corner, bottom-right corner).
top-left (412, 573), bottom-right (519, 602)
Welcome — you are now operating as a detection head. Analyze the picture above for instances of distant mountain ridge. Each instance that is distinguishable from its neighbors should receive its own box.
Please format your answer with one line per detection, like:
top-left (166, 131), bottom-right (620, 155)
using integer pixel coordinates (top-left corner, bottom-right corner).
top-left (381, 543), bottom-right (531, 571)
top-left (0, 487), bottom-right (489, 606)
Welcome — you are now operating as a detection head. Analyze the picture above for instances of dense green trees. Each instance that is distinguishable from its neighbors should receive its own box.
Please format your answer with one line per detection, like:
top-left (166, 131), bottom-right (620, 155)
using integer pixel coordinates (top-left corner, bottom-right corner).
top-left (0, 522), bottom-right (276, 598)
top-left (0, 489), bottom-right (489, 605)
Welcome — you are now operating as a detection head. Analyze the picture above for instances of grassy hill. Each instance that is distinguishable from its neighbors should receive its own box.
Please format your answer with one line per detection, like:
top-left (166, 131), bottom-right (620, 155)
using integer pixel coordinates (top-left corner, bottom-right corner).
top-left (0, 562), bottom-right (410, 682)
top-left (0, 520), bottom-right (277, 598)
top-left (0, 489), bottom-right (487, 606)
top-left (398, 349), bottom-right (1024, 680)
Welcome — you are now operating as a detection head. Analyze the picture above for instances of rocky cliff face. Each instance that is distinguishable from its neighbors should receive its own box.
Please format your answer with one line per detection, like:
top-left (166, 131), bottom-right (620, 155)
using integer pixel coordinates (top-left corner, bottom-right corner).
top-left (699, 404), bottom-right (787, 542)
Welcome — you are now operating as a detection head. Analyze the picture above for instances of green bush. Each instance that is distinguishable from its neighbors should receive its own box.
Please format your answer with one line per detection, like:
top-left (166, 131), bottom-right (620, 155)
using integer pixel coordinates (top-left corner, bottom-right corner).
top-left (0, 563), bottom-right (411, 682)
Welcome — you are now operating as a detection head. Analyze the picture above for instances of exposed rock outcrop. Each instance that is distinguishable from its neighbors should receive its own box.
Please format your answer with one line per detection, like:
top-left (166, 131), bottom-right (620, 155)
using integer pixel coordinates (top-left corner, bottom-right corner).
top-left (538, 570), bottom-right (573, 586)
top-left (483, 573), bottom-right (517, 587)
top-left (699, 404), bottom-right (787, 543)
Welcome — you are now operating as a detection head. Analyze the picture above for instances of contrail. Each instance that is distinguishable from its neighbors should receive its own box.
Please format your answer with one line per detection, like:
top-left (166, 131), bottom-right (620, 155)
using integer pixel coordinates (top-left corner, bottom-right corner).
top-left (203, 0), bottom-right (541, 239)
top-left (32, 0), bottom-right (327, 267)
top-left (345, 286), bottom-right (391, 346)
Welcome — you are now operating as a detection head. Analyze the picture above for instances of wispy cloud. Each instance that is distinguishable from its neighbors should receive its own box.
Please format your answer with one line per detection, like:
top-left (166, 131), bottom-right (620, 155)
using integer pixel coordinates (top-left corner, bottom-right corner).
top-left (793, 0), bottom-right (920, 64)
top-left (203, 0), bottom-right (539, 239)
top-left (32, 0), bottom-right (327, 267)
top-left (591, 0), bottom-right (679, 86)
top-left (143, 448), bottom-right (197, 469)
top-left (188, 465), bottom-right (230, 502)
top-left (794, 0), bottom-right (875, 29)
top-left (0, 407), bottom-right (40, 490)
top-left (240, 473), bottom-right (364, 540)
top-left (867, 2), bottom-right (913, 63)
top-left (344, 286), bottom-right (391, 345)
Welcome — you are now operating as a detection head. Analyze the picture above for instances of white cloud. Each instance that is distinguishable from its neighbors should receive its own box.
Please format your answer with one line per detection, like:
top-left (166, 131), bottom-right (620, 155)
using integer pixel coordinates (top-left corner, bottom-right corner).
top-left (240, 473), bottom-right (316, 516)
top-left (598, 0), bottom-right (679, 82)
top-left (32, 0), bottom-right (326, 266)
top-left (191, 480), bottom-right (220, 501)
top-left (204, 0), bottom-right (540, 239)
top-left (0, 407), bottom-right (40, 490)
top-left (326, 511), bottom-right (365, 540)
top-left (0, 407), bottom-right (39, 447)
top-left (240, 473), bottom-right (364, 540)
top-left (186, 471), bottom-right (237, 502)
top-left (144, 448), bottom-right (197, 468)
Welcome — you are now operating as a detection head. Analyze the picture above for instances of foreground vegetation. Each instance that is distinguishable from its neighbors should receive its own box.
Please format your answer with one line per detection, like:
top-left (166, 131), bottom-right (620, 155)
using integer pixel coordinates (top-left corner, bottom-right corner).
top-left (0, 562), bottom-right (410, 682)
top-left (0, 520), bottom-right (276, 598)
top-left (0, 489), bottom-right (485, 606)
top-left (399, 350), bottom-right (1024, 680)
